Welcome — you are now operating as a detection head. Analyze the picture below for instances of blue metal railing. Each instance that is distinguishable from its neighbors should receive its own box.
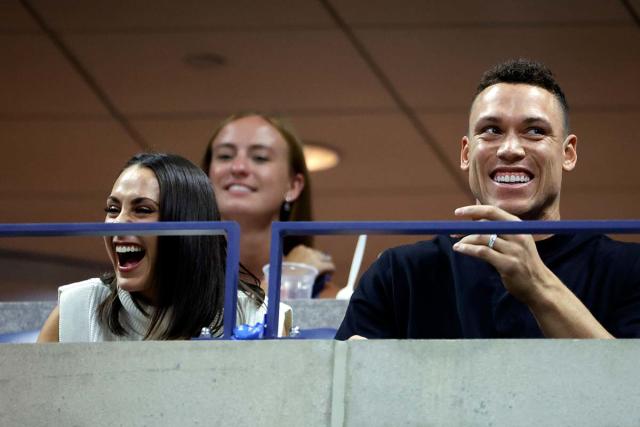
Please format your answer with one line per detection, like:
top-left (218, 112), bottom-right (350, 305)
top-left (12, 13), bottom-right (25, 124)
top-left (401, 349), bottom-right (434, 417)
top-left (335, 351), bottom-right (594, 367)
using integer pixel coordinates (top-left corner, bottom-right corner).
top-left (0, 221), bottom-right (241, 339)
top-left (265, 220), bottom-right (640, 338)
top-left (4, 219), bottom-right (640, 340)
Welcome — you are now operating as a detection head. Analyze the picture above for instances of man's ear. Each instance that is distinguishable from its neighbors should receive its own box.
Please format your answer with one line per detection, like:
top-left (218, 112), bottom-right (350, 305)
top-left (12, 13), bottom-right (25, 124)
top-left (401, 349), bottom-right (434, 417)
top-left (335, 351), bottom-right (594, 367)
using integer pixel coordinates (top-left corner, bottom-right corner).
top-left (285, 173), bottom-right (305, 202)
top-left (562, 134), bottom-right (578, 171)
top-left (460, 136), bottom-right (470, 171)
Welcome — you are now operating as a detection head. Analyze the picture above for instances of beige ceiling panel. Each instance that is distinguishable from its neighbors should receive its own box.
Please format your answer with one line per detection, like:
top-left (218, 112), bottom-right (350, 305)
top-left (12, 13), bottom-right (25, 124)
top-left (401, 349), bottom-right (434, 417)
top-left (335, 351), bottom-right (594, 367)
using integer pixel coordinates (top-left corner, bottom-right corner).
top-left (416, 112), bottom-right (467, 171)
top-left (419, 111), bottom-right (640, 195)
top-left (335, 0), bottom-right (630, 25)
top-left (290, 113), bottom-right (463, 192)
top-left (565, 111), bottom-right (640, 191)
top-left (563, 190), bottom-right (640, 220)
top-left (0, 120), bottom-right (138, 196)
top-left (134, 113), bottom-right (463, 193)
top-left (0, 34), bottom-right (107, 118)
top-left (314, 189), bottom-right (469, 221)
top-left (357, 26), bottom-right (640, 110)
top-left (34, 0), bottom-right (333, 31)
top-left (0, 0), bottom-right (40, 31)
top-left (63, 30), bottom-right (393, 114)
top-left (133, 117), bottom-right (225, 165)
top-left (0, 34), bottom-right (108, 115)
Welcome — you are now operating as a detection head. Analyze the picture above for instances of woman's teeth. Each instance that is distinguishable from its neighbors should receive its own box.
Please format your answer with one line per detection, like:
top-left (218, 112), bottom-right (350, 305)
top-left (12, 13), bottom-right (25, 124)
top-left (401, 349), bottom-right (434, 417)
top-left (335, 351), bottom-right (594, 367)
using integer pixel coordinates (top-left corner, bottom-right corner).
top-left (115, 245), bottom-right (144, 254)
top-left (115, 245), bottom-right (145, 267)
top-left (228, 184), bottom-right (252, 193)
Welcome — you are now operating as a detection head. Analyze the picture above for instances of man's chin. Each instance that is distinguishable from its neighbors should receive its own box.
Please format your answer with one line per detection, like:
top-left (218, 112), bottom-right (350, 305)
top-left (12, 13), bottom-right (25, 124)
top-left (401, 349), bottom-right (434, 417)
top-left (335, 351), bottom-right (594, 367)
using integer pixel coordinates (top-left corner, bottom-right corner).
top-left (489, 200), bottom-right (532, 219)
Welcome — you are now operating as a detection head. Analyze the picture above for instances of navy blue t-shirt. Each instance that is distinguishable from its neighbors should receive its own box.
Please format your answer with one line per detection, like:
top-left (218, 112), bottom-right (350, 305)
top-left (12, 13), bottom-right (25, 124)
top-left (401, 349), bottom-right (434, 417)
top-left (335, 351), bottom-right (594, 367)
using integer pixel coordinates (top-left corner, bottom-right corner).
top-left (335, 234), bottom-right (640, 339)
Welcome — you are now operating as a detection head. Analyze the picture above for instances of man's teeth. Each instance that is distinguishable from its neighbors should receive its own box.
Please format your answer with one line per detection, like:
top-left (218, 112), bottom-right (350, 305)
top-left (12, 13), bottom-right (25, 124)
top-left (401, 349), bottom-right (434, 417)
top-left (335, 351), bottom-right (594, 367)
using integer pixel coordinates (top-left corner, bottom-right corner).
top-left (115, 245), bottom-right (144, 253)
top-left (494, 174), bottom-right (531, 184)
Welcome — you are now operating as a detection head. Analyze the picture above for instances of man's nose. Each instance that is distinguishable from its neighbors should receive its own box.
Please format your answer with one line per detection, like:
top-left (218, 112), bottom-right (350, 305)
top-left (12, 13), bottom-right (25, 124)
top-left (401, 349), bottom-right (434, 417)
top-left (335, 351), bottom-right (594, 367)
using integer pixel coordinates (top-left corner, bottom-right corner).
top-left (497, 133), bottom-right (525, 162)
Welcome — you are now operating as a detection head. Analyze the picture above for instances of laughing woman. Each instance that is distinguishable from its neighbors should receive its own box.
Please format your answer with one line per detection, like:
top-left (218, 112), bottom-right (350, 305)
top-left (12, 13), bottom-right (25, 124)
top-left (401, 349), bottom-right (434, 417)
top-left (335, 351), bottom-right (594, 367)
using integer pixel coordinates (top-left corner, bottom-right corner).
top-left (37, 153), bottom-right (266, 342)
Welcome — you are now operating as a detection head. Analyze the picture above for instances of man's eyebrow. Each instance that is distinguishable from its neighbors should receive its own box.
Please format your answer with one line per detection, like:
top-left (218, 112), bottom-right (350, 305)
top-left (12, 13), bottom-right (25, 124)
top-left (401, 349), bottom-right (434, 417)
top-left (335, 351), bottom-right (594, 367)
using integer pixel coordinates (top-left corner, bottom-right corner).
top-left (476, 115), bottom-right (501, 123)
top-left (522, 116), bottom-right (551, 126)
top-left (473, 116), bottom-right (503, 129)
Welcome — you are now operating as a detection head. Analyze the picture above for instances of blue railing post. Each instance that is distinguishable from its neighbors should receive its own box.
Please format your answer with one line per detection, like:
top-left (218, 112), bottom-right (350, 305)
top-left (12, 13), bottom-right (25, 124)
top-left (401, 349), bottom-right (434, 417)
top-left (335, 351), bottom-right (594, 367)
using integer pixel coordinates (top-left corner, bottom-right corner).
top-left (264, 222), bottom-right (285, 338)
top-left (222, 221), bottom-right (240, 339)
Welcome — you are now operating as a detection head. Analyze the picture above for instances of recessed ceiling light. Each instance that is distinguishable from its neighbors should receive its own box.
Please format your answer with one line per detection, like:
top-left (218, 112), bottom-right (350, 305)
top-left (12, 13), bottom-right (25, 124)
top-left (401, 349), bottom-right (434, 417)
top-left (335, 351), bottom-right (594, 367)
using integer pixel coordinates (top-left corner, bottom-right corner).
top-left (303, 142), bottom-right (340, 172)
top-left (184, 52), bottom-right (226, 69)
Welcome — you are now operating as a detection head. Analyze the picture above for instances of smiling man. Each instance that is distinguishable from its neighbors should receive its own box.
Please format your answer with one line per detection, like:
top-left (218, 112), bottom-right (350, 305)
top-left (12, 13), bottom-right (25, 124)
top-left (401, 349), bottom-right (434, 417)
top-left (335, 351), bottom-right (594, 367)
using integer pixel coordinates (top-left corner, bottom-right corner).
top-left (336, 59), bottom-right (640, 339)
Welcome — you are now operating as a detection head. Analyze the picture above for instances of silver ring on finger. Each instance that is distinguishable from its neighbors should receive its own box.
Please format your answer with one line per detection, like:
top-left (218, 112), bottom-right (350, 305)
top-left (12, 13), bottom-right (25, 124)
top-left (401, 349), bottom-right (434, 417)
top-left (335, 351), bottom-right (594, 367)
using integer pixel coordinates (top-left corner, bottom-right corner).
top-left (487, 234), bottom-right (498, 249)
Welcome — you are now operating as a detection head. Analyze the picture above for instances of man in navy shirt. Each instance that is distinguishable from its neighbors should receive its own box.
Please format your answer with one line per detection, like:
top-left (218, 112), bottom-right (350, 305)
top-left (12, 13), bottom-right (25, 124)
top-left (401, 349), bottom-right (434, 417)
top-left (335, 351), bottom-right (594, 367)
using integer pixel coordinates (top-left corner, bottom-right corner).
top-left (336, 59), bottom-right (640, 340)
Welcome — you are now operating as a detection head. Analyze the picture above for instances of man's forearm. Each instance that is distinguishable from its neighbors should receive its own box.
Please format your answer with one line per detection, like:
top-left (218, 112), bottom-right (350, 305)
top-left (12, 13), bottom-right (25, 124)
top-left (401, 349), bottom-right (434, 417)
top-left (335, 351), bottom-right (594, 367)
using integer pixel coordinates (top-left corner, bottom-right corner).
top-left (527, 277), bottom-right (614, 339)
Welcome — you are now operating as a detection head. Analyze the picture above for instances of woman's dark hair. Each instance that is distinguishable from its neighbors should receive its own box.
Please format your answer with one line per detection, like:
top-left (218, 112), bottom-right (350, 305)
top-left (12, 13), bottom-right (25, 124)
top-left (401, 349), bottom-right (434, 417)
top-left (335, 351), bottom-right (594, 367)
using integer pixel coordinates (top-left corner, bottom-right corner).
top-left (98, 152), bottom-right (227, 339)
top-left (202, 112), bottom-right (314, 254)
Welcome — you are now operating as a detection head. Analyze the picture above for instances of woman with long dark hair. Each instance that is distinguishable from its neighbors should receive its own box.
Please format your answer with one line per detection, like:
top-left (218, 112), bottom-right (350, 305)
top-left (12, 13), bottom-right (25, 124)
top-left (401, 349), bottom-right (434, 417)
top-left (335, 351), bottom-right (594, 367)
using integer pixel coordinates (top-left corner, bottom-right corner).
top-left (38, 153), bottom-right (268, 341)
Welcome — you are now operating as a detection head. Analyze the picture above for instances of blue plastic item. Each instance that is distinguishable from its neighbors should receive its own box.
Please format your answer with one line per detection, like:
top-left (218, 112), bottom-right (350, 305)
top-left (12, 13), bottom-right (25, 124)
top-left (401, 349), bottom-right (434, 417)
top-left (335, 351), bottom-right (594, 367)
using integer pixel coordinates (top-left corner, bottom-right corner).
top-left (233, 322), bottom-right (265, 340)
top-left (0, 330), bottom-right (40, 343)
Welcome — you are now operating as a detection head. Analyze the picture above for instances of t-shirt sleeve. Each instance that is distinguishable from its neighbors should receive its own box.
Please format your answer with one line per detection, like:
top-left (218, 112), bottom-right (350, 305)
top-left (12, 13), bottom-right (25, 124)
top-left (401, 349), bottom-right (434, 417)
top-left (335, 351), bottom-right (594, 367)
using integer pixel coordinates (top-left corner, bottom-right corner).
top-left (335, 251), bottom-right (398, 340)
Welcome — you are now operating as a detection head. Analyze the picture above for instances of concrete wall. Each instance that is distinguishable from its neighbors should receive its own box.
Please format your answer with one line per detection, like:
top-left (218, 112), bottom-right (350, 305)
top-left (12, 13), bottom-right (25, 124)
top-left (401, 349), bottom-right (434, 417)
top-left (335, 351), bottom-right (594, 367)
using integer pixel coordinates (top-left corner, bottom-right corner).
top-left (1, 340), bottom-right (639, 426)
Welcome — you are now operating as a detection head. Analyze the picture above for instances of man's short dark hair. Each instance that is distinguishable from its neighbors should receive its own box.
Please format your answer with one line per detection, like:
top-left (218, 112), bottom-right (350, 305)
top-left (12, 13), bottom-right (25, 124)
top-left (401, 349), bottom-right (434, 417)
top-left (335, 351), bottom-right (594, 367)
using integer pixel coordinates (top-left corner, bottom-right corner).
top-left (475, 59), bottom-right (570, 133)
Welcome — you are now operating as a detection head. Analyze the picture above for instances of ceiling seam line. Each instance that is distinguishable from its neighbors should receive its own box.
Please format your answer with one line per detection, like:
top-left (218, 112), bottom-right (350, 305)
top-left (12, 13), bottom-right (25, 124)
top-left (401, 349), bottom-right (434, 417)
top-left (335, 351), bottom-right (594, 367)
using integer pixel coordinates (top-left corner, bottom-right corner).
top-left (317, 0), bottom-right (470, 196)
top-left (620, 0), bottom-right (640, 27)
top-left (19, 0), bottom-right (150, 151)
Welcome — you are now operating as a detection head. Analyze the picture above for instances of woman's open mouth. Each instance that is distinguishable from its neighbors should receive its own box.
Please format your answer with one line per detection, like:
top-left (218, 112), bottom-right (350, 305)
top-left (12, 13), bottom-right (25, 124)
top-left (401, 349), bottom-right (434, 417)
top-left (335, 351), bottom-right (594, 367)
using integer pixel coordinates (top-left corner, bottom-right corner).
top-left (115, 244), bottom-right (146, 272)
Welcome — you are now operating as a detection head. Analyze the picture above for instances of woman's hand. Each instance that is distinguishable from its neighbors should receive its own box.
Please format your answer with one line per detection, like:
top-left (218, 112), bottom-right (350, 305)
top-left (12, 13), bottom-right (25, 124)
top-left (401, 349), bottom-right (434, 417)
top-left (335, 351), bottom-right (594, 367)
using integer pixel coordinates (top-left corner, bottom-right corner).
top-left (285, 245), bottom-right (336, 276)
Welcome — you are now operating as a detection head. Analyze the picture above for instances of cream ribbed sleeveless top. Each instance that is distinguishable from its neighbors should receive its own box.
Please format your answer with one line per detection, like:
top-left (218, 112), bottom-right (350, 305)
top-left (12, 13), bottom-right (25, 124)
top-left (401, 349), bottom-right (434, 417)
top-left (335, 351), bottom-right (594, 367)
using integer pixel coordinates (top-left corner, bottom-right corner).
top-left (58, 278), bottom-right (290, 341)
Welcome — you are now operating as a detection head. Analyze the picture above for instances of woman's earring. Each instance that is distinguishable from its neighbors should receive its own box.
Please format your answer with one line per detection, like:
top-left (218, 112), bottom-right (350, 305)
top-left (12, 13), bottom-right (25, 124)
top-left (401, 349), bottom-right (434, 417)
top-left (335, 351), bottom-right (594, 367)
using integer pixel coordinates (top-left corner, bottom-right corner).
top-left (281, 195), bottom-right (293, 220)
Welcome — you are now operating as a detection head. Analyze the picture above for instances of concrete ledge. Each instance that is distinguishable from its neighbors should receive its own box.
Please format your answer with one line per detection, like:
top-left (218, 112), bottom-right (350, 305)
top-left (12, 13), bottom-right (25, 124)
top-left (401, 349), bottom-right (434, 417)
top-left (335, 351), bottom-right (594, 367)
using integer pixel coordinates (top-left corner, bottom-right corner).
top-left (343, 340), bottom-right (640, 427)
top-left (1, 340), bottom-right (639, 426)
top-left (0, 340), bottom-right (334, 427)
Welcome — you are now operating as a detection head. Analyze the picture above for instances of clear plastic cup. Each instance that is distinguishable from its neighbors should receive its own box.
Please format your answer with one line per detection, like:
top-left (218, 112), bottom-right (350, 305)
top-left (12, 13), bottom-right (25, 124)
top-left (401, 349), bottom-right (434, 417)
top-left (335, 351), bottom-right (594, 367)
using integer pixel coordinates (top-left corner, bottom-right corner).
top-left (262, 262), bottom-right (319, 299)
